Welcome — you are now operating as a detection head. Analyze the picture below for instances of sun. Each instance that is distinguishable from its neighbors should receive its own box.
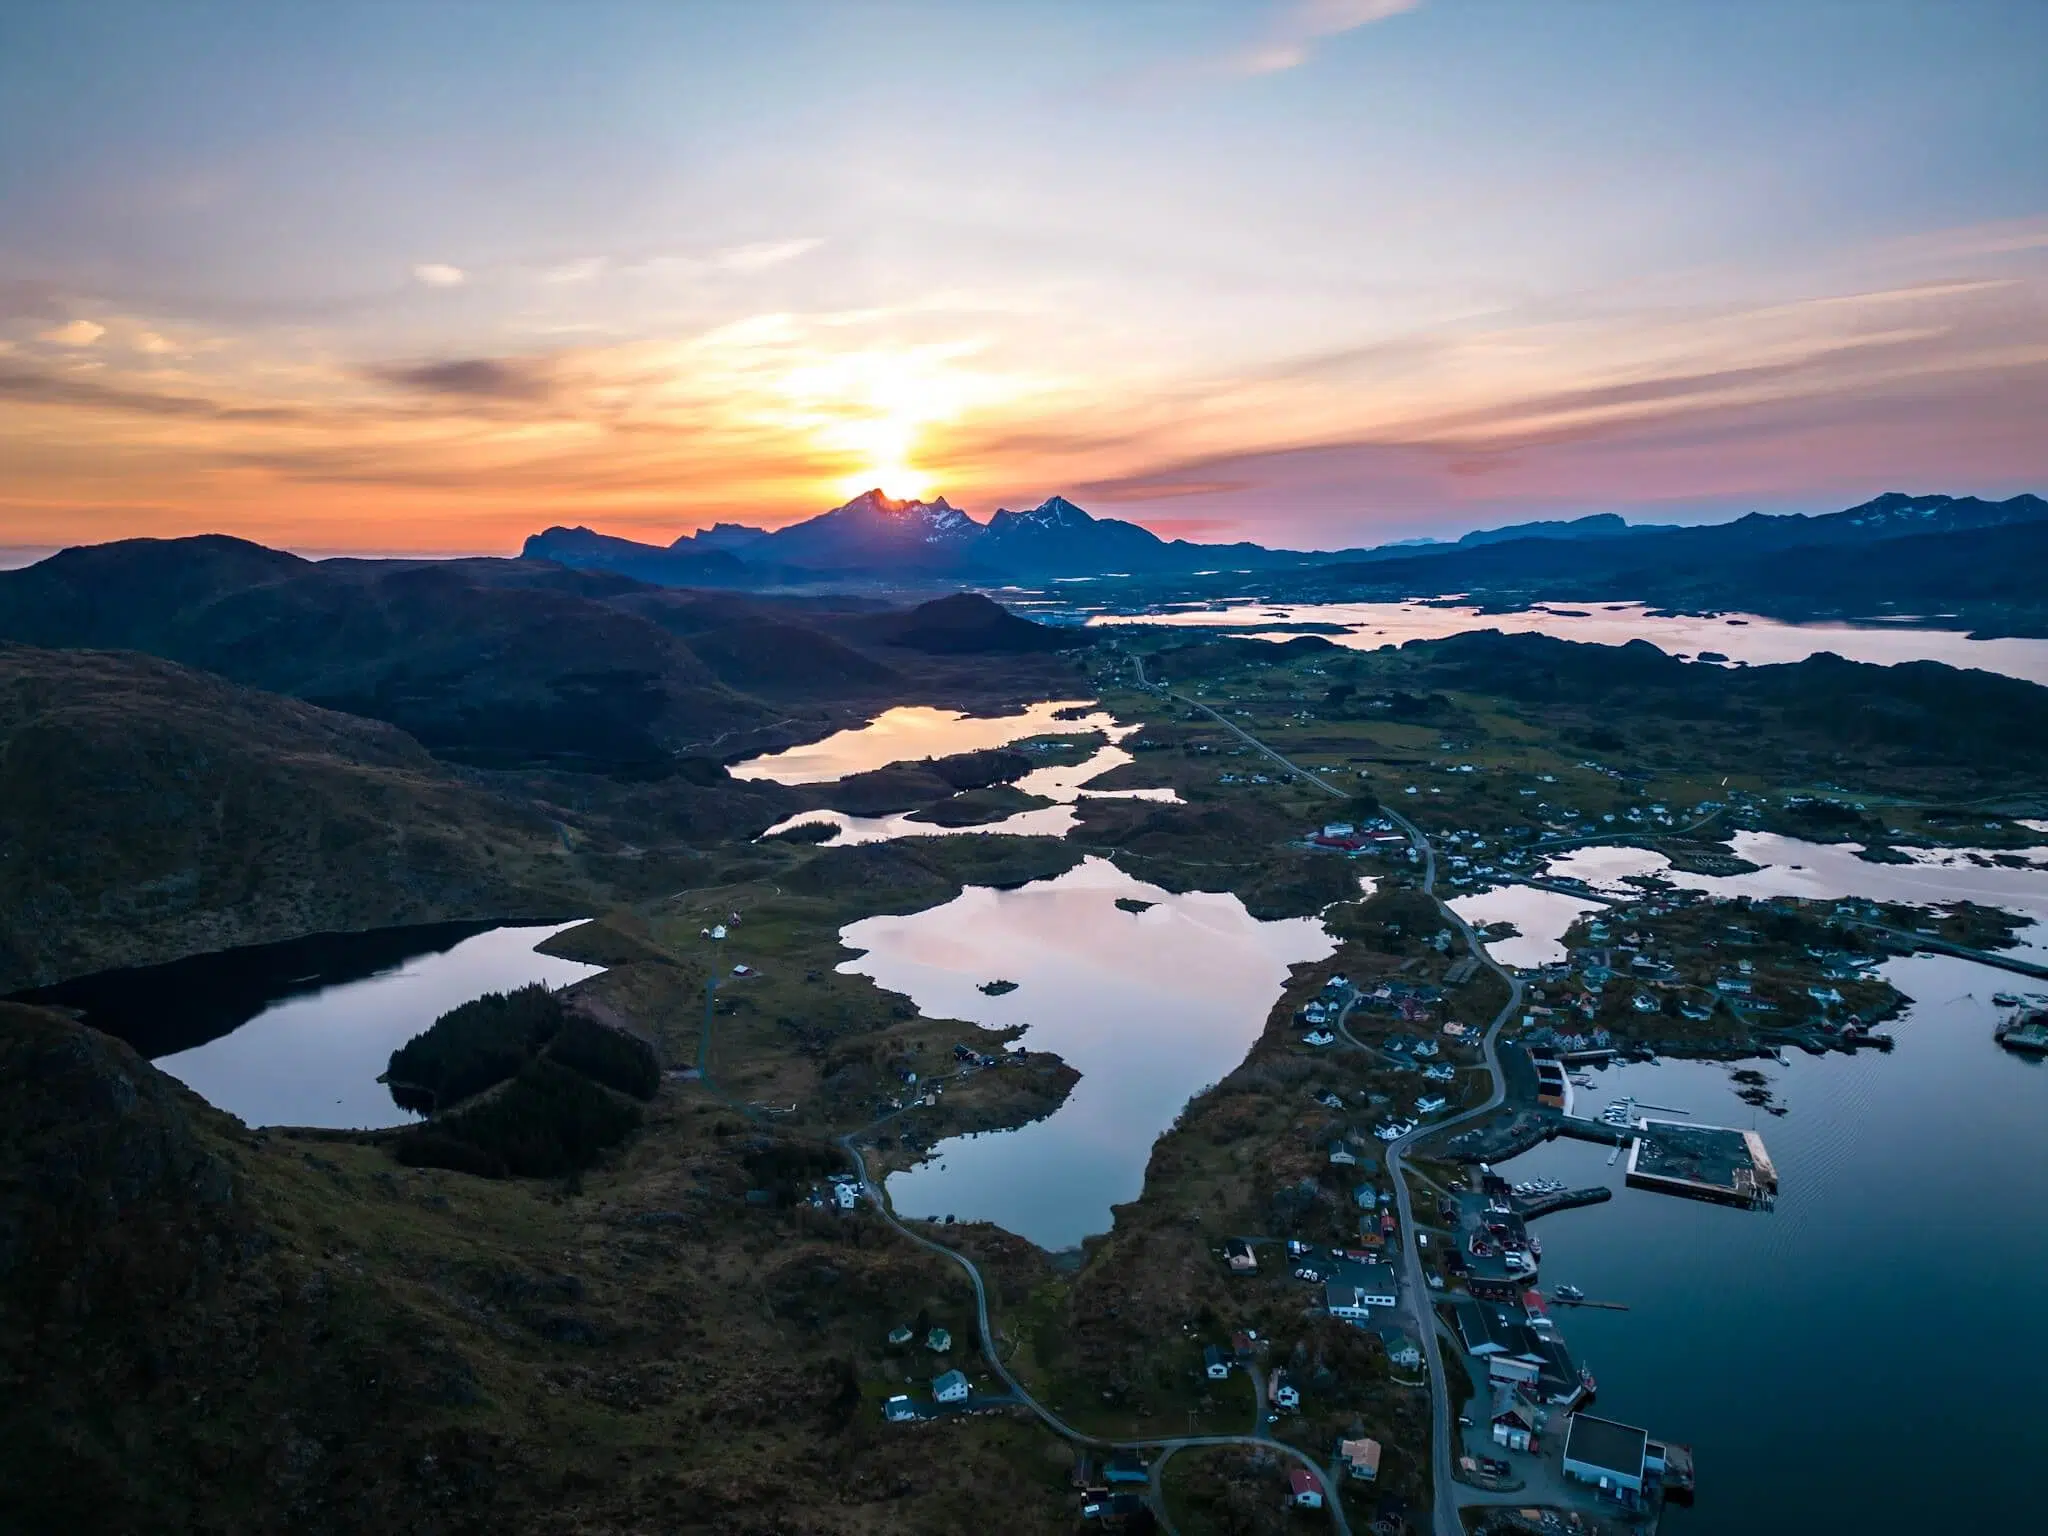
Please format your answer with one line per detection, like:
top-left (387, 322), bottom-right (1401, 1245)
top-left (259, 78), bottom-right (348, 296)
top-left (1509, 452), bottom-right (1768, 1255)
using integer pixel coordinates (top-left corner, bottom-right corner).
top-left (840, 460), bottom-right (934, 502)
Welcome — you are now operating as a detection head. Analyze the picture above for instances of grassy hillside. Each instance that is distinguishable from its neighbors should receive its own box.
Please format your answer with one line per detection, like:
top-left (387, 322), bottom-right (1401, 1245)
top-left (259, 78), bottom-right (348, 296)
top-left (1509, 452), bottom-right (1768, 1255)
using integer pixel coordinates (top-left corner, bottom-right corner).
top-left (0, 645), bottom-right (727, 990)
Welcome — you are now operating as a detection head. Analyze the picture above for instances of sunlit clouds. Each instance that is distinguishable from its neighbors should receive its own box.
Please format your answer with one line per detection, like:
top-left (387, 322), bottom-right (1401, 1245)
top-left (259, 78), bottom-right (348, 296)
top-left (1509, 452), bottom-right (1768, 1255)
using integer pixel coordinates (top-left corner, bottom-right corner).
top-left (0, 0), bottom-right (2043, 552)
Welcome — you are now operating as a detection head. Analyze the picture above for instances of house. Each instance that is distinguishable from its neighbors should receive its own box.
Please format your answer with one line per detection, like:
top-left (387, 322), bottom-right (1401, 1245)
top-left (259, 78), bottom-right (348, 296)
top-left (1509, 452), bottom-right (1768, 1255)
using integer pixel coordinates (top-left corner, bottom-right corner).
top-left (927, 1328), bottom-right (952, 1353)
top-left (1268, 1369), bottom-right (1300, 1410)
top-left (1105, 1450), bottom-right (1149, 1486)
top-left (1563, 1413), bottom-right (1649, 1505)
top-left (1232, 1330), bottom-right (1258, 1359)
top-left (834, 1182), bottom-right (858, 1211)
top-left (1352, 1262), bottom-right (1398, 1305)
top-left (1380, 1329), bottom-right (1422, 1370)
top-left (1338, 1438), bottom-right (1382, 1480)
top-left (1203, 1344), bottom-right (1232, 1380)
top-left (1492, 1402), bottom-right (1537, 1452)
top-left (1287, 1466), bottom-right (1324, 1509)
top-left (1325, 1279), bottom-right (1373, 1322)
top-left (932, 1369), bottom-right (970, 1405)
top-left (887, 1325), bottom-right (915, 1347)
top-left (884, 1394), bottom-right (919, 1422)
top-left (1328, 1141), bottom-right (1357, 1165)
top-left (1223, 1238), bottom-right (1258, 1273)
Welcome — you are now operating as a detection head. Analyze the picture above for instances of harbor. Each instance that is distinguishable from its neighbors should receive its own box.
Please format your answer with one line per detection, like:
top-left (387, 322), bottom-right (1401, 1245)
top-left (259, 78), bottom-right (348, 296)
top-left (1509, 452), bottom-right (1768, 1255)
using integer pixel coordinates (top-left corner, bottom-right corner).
top-left (1488, 952), bottom-right (2048, 1533)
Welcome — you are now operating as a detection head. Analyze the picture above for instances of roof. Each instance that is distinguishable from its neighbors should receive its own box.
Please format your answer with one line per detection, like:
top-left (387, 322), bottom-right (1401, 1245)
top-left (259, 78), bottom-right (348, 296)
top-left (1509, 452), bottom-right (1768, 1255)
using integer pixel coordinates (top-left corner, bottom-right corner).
top-left (1203, 1343), bottom-right (1228, 1366)
top-left (1339, 1438), bottom-right (1382, 1474)
top-left (1325, 1279), bottom-right (1365, 1312)
top-left (932, 1368), bottom-right (969, 1394)
top-left (1456, 1300), bottom-right (1538, 1356)
top-left (1565, 1413), bottom-right (1649, 1479)
top-left (1288, 1466), bottom-right (1320, 1495)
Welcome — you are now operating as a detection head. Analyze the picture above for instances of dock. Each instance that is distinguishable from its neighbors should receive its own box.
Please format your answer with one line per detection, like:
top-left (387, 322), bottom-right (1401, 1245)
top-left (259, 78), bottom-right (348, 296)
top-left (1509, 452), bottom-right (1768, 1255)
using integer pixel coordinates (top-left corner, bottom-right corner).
top-left (1850, 922), bottom-right (2048, 982)
top-left (1550, 1295), bottom-right (1629, 1311)
top-left (1514, 1185), bottom-right (1613, 1219)
top-left (1554, 1114), bottom-right (1630, 1147)
top-left (1626, 1119), bottom-right (1777, 1210)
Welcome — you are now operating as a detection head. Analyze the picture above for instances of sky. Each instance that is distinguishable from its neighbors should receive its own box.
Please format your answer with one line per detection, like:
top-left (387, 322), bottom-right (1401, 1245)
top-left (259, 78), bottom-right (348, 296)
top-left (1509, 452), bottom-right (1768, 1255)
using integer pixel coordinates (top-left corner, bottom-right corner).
top-left (2, 0), bottom-right (2044, 555)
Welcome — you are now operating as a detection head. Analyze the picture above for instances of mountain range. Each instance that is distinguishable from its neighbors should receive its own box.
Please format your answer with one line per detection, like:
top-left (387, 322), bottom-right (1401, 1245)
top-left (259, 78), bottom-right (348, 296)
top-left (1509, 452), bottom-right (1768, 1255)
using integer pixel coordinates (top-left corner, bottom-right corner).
top-left (525, 488), bottom-right (1298, 583)
top-left (523, 488), bottom-right (2048, 620)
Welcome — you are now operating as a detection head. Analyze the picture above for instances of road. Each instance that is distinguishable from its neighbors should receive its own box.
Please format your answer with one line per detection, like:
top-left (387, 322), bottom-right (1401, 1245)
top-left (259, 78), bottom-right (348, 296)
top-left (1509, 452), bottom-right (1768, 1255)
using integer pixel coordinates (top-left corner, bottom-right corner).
top-left (701, 954), bottom-right (1351, 1531)
top-left (1134, 648), bottom-right (1525, 1536)
top-left (837, 1130), bottom-right (1353, 1533)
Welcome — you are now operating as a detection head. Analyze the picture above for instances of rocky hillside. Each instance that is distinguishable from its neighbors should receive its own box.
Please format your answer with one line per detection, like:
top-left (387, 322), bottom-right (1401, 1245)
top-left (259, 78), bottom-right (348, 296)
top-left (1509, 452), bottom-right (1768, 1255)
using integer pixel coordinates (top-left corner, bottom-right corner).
top-left (0, 645), bottom-right (651, 989)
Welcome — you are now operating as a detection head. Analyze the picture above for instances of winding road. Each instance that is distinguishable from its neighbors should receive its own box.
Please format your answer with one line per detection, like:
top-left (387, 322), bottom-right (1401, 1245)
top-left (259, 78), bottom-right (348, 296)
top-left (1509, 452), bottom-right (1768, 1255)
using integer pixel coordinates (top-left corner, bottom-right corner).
top-left (694, 902), bottom-right (1351, 1531)
top-left (1136, 651), bottom-right (1526, 1536)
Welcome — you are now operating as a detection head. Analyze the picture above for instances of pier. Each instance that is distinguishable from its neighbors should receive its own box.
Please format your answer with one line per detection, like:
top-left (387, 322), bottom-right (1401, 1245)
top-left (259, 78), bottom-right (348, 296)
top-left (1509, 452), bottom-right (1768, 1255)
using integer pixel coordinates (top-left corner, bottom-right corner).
top-left (1514, 1185), bottom-right (1614, 1219)
top-left (1848, 921), bottom-right (2048, 982)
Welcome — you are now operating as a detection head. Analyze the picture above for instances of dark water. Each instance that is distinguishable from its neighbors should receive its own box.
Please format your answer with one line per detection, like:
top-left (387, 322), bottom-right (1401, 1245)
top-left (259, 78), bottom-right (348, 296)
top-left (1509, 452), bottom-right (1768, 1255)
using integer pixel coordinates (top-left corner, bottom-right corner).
top-left (10, 921), bottom-right (601, 1129)
top-left (1498, 952), bottom-right (2047, 1533)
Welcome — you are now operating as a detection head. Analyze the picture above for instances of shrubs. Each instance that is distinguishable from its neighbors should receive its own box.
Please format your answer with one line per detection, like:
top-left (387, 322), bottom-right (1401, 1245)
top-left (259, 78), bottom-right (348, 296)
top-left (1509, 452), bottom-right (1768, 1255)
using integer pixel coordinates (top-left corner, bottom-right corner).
top-left (546, 1014), bottom-right (659, 1100)
top-left (384, 983), bottom-right (659, 1178)
top-left (385, 984), bottom-right (563, 1110)
top-left (396, 1061), bottom-right (641, 1179)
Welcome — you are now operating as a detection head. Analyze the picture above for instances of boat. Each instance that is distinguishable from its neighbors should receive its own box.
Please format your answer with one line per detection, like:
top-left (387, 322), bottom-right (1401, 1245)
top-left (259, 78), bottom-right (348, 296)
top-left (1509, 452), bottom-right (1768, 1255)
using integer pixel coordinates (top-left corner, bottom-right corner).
top-left (1554, 1284), bottom-right (1585, 1302)
top-left (1994, 992), bottom-right (2022, 1008)
top-left (1995, 1009), bottom-right (2048, 1055)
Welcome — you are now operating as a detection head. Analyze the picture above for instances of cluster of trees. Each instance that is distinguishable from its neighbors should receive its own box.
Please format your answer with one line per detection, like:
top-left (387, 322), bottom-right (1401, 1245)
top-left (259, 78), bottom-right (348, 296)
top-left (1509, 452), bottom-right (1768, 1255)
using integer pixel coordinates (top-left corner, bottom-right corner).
top-left (385, 983), bottom-right (659, 1178)
top-left (395, 1059), bottom-right (643, 1179)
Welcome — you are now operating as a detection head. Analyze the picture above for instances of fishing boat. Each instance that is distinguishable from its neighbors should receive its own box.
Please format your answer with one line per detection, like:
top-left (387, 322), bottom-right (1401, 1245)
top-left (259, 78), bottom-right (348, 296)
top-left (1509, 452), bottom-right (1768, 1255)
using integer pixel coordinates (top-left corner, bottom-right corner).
top-left (1554, 1284), bottom-right (1585, 1302)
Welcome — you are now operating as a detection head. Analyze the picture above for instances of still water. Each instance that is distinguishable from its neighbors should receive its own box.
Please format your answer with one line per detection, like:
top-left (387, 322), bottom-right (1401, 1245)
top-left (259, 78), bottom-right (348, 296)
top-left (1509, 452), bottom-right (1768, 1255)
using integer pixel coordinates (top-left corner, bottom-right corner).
top-left (1089, 599), bottom-right (2048, 686)
top-left (1453, 831), bottom-right (2048, 968)
top-left (757, 720), bottom-right (1179, 846)
top-left (1500, 952), bottom-right (2045, 1534)
top-left (838, 857), bottom-right (1334, 1249)
top-left (730, 699), bottom-right (1108, 784)
top-left (21, 923), bottom-right (602, 1129)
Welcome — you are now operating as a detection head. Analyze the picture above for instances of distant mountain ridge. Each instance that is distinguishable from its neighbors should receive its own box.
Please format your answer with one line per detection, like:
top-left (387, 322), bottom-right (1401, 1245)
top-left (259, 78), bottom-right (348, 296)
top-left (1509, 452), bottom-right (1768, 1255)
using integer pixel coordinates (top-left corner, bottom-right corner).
top-left (525, 488), bottom-right (2047, 593)
top-left (524, 488), bottom-right (1298, 582)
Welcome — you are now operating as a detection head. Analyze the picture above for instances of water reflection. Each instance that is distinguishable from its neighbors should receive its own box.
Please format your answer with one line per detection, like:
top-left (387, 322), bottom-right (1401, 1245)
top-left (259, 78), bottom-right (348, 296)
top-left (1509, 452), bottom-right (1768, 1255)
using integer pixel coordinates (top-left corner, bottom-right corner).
top-left (731, 700), bottom-right (1109, 784)
top-left (1497, 953), bottom-right (2048, 1532)
top-left (104, 924), bottom-right (601, 1130)
top-left (758, 722), bottom-right (1180, 846)
top-left (1455, 832), bottom-right (2048, 969)
top-left (838, 858), bottom-right (1335, 1249)
top-left (1089, 600), bottom-right (2048, 686)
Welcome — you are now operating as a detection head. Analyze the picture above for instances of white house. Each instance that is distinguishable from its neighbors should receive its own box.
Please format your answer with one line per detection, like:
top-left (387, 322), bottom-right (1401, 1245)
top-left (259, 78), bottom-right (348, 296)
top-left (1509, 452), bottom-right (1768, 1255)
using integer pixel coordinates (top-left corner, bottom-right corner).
top-left (1380, 1330), bottom-right (1422, 1369)
top-left (1203, 1344), bottom-right (1232, 1380)
top-left (834, 1183), bottom-right (859, 1211)
top-left (1268, 1369), bottom-right (1300, 1410)
top-left (884, 1394), bottom-right (919, 1422)
top-left (1287, 1467), bottom-right (1324, 1508)
top-left (1339, 1438), bottom-right (1382, 1481)
top-left (932, 1369), bottom-right (970, 1405)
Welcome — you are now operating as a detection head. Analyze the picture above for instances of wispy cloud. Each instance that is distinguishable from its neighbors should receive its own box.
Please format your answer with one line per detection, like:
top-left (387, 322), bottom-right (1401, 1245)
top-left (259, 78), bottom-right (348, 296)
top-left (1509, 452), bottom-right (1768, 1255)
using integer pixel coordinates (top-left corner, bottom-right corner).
top-left (1232, 0), bottom-right (1422, 76)
top-left (39, 318), bottom-right (105, 347)
top-left (370, 356), bottom-right (557, 402)
top-left (411, 263), bottom-right (467, 288)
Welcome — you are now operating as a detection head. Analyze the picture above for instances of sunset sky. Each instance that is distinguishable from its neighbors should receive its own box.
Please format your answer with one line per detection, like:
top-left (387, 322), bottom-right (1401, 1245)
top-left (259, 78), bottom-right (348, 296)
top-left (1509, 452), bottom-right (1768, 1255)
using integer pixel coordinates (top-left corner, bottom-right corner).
top-left (3, 0), bottom-right (2044, 556)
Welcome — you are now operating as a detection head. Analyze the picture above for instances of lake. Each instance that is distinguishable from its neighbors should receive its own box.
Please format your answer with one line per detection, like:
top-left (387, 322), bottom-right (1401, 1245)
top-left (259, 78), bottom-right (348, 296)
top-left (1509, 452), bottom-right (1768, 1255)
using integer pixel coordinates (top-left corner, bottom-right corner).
top-left (730, 699), bottom-right (1109, 784)
top-left (1088, 599), bottom-right (2048, 686)
top-left (1497, 951), bottom-right (2047, 1533)
top-left (15, 922), bottom-right (602, 1129)
top-left (1451, 830), bottom-right (2048, 968)
top-left (757, 718), bottom-right (1180, 846)
top-left (837, 857), bottom-right (1336, 1249)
